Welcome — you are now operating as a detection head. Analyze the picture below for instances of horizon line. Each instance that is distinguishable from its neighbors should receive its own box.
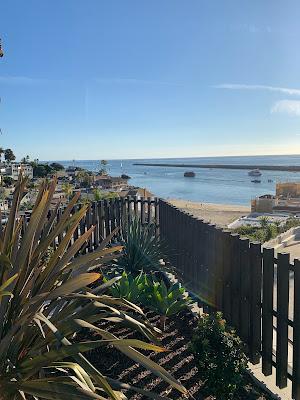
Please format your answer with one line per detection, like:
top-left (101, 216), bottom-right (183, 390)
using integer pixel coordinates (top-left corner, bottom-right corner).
top-left (41, 153), bottom-right (300, 162)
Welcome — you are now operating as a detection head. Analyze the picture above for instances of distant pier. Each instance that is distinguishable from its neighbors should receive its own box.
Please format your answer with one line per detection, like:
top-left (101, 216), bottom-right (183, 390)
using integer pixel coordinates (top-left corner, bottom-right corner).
top-left (133, 163), bottom-right (300, 172)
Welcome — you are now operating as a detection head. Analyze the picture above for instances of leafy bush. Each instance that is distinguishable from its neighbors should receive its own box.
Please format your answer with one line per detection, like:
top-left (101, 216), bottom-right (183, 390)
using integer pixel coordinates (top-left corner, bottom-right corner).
top-left (233, 223), bottom-right (279, 242)
top-left (144, 280), bottom-right (191, 330)
top-left (50, 162), bottom-right (65, 171)
top-left (233, 215), bottom-right (300, 243)
top-left (284, 217), bottom-right (300, 230)
top-left (0, 176), bottom-right (186, 399)
top-left (108, 272), bottom-right (191, 331)
top-left (106, 271), bottom-right (147, 304)
top-left (32, 162), bottom-right (54, 178)
top-left (190, 312), bottom-right (248, 399)
top-left (2, 176), bottom-right (13, 187)
top-left (93, 188), bottom-right (119, 201)
top-left (117, 217), bottom-right (164, 275)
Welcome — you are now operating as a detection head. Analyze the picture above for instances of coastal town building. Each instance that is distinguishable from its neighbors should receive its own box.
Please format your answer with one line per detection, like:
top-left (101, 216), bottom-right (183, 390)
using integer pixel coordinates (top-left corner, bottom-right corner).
top-left (0, 200), bottom-right (9, 211)
top-left (93, 175), bottom-right (129, 191)
top-left (119, 187), bottom-right (153, 199)
top-left (251, 182), bottom-right (300, 214)
top-left (251, 194), bottom-right (276, 213)
top-left (276, 182), bottom-right (300, 197)
top-left (3, 163), bottom-right (33, 180)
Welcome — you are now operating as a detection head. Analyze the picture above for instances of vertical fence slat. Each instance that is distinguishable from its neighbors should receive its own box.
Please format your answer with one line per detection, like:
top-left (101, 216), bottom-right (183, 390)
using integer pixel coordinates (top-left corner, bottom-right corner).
top-left (93, 202), bottom-right (99, 249)
top-left (104, 199), bottom-right (110, 238)
top-left (222, 231), bottom-right (232, 323)
top-left (147, 197), bottom-right (152, 224)
top-left (155, 198), bottom-right (159, 235)
top-left (262, 247), bottom-right (274, 376)
top-left (249, 241), bottom-right (262, 364)
top-left (240, 238), bottom-right (251, 347)
top-left (276, 252), bottom-right (290, 389)
top-left (98, 201), bottom-right (105, 241)
top-left (140, 199), bottom-right (145, 225)
top-left (87, 204), bottom-right (93, 252)
top-left (215, 228), bottom-right (224, 311)
top-left (231, 234), bottom-right (241, 333)
top-left (293, 259), bottom-right (300, 399)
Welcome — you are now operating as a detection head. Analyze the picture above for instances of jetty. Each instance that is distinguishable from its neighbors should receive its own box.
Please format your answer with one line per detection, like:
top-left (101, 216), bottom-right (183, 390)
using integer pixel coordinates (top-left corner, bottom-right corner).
top-left (133, 163), bottom-right (300, 172)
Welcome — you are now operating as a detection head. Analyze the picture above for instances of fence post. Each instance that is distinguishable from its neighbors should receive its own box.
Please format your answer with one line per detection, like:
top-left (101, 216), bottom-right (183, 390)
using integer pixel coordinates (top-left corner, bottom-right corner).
top-left (262, 247), bottom-right (275, 376)
top-left (249, 241), bottom-right (262, 364)
top-left (92, 202), bottom-right (99, 249)
top-left (214, 228), bottom-right (224, 311)
top-left (140, 198), bottom-right (145, 225)
top-left (86, 204), bottom-right (93, 252)
top-left (155, 198), bottom-right (159, 236)
top-left (276, 252), bottom-right (290, 389)
top-left (222, 230), bottom-right (232, 323)
top-left (239, 237), bottom-right (251, 347)
top-left (230, 234), bottom-right (241, 334)
top-left (293, 259), bottom-right (300, 399)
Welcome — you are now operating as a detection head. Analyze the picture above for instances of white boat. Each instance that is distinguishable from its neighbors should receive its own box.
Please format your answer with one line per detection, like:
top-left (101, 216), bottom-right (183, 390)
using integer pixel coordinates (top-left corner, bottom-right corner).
top-left (248, 169), bottom-right (262, 177)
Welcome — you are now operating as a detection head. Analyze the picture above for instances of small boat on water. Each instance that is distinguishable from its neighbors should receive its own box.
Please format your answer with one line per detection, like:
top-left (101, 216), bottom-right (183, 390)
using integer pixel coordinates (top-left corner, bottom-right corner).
top-left (251, 179), bottom-right (261, 183)
top-left (184, 171), bottom-right (195, 177)
top-left (248, 169), bottom-right (262, 177)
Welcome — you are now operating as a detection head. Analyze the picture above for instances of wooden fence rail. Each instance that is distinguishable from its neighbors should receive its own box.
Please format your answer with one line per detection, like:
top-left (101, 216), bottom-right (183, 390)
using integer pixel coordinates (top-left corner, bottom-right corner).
top-left (19, 197), bottom-right (159, 253)
top-left (65, 197), bottom-right (159, 252)
top-left (158, 199), bottom-right (300, 399)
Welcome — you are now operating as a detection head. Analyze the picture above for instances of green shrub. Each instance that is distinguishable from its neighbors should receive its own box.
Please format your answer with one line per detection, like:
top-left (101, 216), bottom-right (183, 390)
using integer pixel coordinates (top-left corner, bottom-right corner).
top-left (107, 271), bottom-right (191, 331)
top-left (144, 280), bottom-right (191, 330)
top-left (233, 223), bottom-right (280, 243)
top-left (284, 217), bottom-right (300, 231)
top-left (106, 271), bottom-right (148, 304)
top-left (117, 217), bottom-right (164, 275)
top-left (190, 312), bottom-right (248, 399)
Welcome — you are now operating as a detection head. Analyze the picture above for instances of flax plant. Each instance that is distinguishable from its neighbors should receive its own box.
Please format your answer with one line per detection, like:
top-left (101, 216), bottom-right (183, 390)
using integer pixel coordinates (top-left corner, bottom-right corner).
top-left (0, 176), bottom-right (186, 400)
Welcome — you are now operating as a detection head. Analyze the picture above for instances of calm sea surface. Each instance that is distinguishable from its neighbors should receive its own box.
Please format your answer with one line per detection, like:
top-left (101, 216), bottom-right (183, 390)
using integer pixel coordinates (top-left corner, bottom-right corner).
top-left (58, 155), bottom-right (300, 206)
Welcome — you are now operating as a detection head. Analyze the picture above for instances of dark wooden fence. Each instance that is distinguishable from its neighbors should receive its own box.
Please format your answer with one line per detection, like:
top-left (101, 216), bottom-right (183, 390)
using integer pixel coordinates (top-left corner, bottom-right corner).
top-left (48, 197), bottom-right (159, 252)
top-left (19, 196), bottom-right (299, 397)
top-left (159, 199), bottom-right (299, 399)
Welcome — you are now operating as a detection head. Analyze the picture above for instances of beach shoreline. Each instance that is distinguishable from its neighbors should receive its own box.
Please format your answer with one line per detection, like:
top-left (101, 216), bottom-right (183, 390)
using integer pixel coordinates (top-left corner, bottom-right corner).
top-left (168, 198), bottom-right (250, 227)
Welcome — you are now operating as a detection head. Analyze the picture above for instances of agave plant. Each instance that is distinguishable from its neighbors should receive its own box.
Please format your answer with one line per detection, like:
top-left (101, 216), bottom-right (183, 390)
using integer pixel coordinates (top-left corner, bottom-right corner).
top-left (106, 271), bottom-right (147, 304)
top-left (117, 217), bottom-right (164, 275)
top-left (144, 280), bottom-right (191, 331)
top-left (108, 272), bottom-right (191, 332)
top-left (0, 176), bottom-right (186, 399)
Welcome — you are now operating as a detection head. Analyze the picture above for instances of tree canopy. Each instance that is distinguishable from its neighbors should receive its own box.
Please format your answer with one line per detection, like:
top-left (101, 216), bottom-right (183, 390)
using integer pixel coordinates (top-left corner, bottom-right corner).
top-left (4, 148), bottom-right (16, 163)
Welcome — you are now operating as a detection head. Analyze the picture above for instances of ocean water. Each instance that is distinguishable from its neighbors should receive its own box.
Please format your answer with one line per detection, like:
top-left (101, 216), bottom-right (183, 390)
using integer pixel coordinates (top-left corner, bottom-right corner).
top-left (58, 155), bottom-right (300, 206)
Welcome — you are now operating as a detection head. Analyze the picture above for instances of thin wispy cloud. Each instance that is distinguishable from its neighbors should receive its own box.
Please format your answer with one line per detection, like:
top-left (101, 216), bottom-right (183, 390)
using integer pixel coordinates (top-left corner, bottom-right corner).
top-left (95, 78), bottom-right (181, 86)
top-left (214, 83), bottom-right (300, 96)
top-left (230, 23), bottom-right (272, 34)
top-left (0, 76), bottom-right (47, 85)
top-left (271, 100), bottom-right (300, 116)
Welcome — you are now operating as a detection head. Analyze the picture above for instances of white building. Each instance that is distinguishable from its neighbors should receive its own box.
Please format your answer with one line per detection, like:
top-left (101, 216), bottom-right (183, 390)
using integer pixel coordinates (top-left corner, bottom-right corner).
top-left (6, 163), bottom-right (33, 180)
top-left (0, 200), bottom-right (9, 211)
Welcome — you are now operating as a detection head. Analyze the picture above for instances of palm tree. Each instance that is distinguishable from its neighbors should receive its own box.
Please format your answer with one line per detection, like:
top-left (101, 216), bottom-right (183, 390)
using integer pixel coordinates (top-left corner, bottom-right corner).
top-left (93, 188), bottom-right (102, 201)
top-left (99, 159), bottom-right (108, 175)
top-left (61, 182), bottom-right (74, 200)
top-left (77, 170), bottom-right (92, 187)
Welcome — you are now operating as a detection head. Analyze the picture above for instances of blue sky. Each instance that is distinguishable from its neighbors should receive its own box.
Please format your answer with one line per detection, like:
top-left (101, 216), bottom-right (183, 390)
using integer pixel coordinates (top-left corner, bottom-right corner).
top-left (1, 0), bottom-right (300, 160)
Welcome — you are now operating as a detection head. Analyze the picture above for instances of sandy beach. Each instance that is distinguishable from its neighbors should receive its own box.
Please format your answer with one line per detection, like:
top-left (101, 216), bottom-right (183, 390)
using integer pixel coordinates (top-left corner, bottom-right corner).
top-left (169, 199), bottom-right (250, 227)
